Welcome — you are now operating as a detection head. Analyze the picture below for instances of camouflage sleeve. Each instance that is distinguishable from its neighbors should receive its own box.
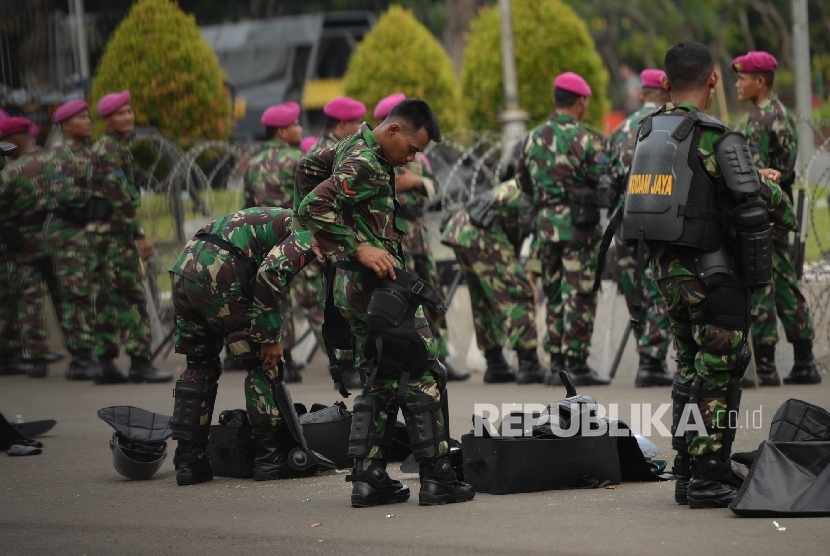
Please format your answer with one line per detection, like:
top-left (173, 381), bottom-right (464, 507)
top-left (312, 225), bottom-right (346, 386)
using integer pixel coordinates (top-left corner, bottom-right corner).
top-left (743, 119), bottom-right (771, 172)
top-left (515, 134), bottom-right (534, 196)
top-left (417, 153), bottom-right (438, 200)
top-left (583, 132), bottom-right (604, 188)
top-left (248, 233), bottom-right (313, 343)
top-left (94, 146), bottom-right (144, 238)
top-left (277, 150), bottom-right (301, 203)
top-left (243, 160), bottom-right (267, 209)
top-left (525, 234), bottom-right (542, 275)
top-left (297, 157), bottom-right (385, 258)
top-left (758, 175), bottom-right (796, 231)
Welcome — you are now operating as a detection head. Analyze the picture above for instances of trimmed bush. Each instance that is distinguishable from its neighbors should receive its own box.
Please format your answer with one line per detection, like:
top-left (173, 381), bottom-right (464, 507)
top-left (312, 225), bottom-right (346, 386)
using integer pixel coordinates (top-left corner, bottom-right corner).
top-left (343, 6), bottom-right (462, 131)
top-left (91, 0), bottom-right (231, 139)
top-left (461, 0), bottom-right (610, 130)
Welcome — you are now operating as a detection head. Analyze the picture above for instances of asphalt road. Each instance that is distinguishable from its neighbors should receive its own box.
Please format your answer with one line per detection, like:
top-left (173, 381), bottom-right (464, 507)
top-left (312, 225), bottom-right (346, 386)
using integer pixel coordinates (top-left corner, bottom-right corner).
top-left (1, 350), bottom-right (829, 555)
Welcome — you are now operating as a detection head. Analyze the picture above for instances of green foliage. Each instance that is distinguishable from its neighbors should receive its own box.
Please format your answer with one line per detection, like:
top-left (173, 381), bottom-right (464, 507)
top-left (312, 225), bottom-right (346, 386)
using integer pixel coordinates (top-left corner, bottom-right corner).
top-left (91, 0), bottom-right (231, 140)
top-left (342, 6), bottom-right (462, 131)
top-left (461, 0), bottom-right (610, 130)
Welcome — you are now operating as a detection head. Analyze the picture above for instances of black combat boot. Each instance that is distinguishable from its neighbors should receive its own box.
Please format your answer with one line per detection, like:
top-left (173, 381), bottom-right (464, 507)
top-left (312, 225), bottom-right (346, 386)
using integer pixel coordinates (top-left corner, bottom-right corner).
top-left (687, 453), bottom-right (744, 509)
top-left (561, 356), bottom-right (611, 386)
top-left (174, 425), bottom-right (213, 486)
top-left (0, 353), bottom-right (25, 376)
top-left (418, 456), bottom-right (475, 506)
top-left (742, 344), bottom-right (779, 387)
top-left (483, 349), bottom-right (516, 383)
top-left (94, 358), bottom-right (128, 384)
top-left (783, 341), bottom-right (822, 385)
top-left (670, 382), bottom-right (692, 505)
top-left (22, 359), bottom-right (48, 379)
top-left (543, 353), bottom-right (565, 385)
top-left (129, 356), bottom-right (173, 383)
top-left (252, 426), bottom-right (316, 480)
top-left (635, 353), bottom-right (675, 387)
top-left (515, 349), bottom-right (545, 384)
top-left (283, 350), bottom-right (304, 384)
top-left (66, 350), bottom-right (96, 380)
top-left (348, 458), bottom-right (411, 507)
top-left (439, 357), bottom-right (470, 381)
top-left (43, 352), bottom-right (66, 363)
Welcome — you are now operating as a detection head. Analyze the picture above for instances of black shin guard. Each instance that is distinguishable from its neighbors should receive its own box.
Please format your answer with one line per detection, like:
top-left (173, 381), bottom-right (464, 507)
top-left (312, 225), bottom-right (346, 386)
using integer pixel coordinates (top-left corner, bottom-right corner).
top-left (671, 382), bottom-right (692, 504)
top-left (171, 381), bottom-right (216, 485)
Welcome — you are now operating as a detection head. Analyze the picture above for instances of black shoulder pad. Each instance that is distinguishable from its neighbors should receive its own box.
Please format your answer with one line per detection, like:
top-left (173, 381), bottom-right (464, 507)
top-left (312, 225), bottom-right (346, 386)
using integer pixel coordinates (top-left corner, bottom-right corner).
top-left (714, 131), bottom-right (761, 196)
top-left (638, 115), bottom-right (653, 140)
top-left (671, 112), bottom-right (698, 142)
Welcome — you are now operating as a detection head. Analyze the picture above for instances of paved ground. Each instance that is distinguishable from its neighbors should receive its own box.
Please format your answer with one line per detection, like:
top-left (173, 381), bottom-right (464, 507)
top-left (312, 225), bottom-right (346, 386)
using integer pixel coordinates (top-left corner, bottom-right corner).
top-left (1, 348), bottom-right (828, 555)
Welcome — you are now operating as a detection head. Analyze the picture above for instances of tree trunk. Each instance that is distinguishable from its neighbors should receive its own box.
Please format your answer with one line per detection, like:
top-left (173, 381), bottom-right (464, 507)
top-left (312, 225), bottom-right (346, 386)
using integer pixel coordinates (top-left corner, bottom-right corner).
top-left (443, 0), bottom-right (490, 75)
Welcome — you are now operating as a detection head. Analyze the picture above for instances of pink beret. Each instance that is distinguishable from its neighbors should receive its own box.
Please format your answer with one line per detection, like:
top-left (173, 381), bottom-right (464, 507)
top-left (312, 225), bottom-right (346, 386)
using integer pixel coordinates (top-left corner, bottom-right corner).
top-left (324, 96), bottom-right (366, 121)
top-left (373, 93), bottom-right (406, 121)
top-left (0, 117), bottom-right (35, 139)
top-left (553, 72), bottom-right (592, 97)
top-left (300, 136), bottom-right (318, 153)
top-left (261, 102), bottom-right (301, 128)
top-left (53, 100), bottom-right (89, 124)
top-left (97, 91), bottom-right (131, 117)
top-left (732, 51), bottom-right (778, 74)
top-left (640, 69), bottom-right (666, 89)
top-left (0, 108), bottom-right (8, 123)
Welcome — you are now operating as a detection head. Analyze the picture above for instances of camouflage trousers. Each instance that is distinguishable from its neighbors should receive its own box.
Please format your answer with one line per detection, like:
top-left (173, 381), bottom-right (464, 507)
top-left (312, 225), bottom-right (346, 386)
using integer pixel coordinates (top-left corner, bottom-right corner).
top-left (89, 232), bottom-right (152, 360)
top-left (750, 227), bottom-right (814, 347)
top-left (452, 243), bottom-right (537, 352)
top-left (3, 248), bottom-right (60, 360)
top-left (656, 271), bottom-right (748, 456)
top-left (334, 268), bottom-right (446, 460)
top-left (281, 261), bottom-right (326, 354)
top-left (0, 258), bottom-right (20, 356)
top-left (401, 216), bottom-right (450, 358)
top-left (171, 273), bottom-right (283, 433)
top-left (45, 218), bottom-right (94, 353)
top-left (539, 235), bottom-right (600, 359)
top-left (614, 233), bottom-right (672, 359)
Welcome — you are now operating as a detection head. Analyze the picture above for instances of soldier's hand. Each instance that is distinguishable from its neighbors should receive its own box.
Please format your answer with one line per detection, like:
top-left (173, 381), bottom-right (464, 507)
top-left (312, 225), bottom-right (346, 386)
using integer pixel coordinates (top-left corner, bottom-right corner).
top-left (395, 167), bottom-right (423, 193)
top-left (259, 343), bottom-right (283, 372)
top-left (758, 168), bottom-right (781, 184)
top-left (356, 244), bottom-right (396, 279)
top-left (136, 237), bottom-right (154, 260)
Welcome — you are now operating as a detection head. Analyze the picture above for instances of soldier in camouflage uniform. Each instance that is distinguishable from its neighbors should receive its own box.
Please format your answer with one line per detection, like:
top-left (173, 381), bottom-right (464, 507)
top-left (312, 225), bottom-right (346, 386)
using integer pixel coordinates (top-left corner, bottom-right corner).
top-left (298, 99), bottom-right (475, 507)
top-left (0, 118), bottom-right (57, 378)
top-left (42, 100), bottom-right (97, 380)
top-left (517, 72), bottom-right (611, 386)
top-left (87, 91), bottom-right (172, 385)
top-left (733, 51), bottom-right (821, 386)
top-left (623, 43), bottom-right (796, 508)
top-left (441, 178), bottom-right (543, 384)
top-left (605, 70), bottom-right (675, 387)
top-left (374, 93), bottom-right (468, 381)
top-left (0, 136), bottom-right (21, 376)
top-left (168, 207), bottom-right (322, 485)
top-left (239, 102), bottom-right (310, 380)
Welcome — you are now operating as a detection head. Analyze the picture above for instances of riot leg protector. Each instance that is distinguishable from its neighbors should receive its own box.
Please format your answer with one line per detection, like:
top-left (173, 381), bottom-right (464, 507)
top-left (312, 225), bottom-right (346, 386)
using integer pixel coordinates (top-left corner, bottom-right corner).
top-left (346, 394), bottom-right (410, 507)
top-left (171, 380), bottom-right (216, 486)
top-left (686, 375), bottom-right (746, 509)
top-left (670, 381), bottom-right (692, 504)
top-left (402, 386), bottom-right (475, 506)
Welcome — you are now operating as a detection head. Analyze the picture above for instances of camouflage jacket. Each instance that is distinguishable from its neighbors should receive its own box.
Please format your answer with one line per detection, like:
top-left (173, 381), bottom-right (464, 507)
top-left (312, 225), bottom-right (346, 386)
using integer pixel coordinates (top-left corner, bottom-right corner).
top-left (649, 102), bottom-right (796, 280)
top-left (43, 139), bottom-right (91, 216)
top-left (516, 113), bottom-right (604, 242)
top-left (170, 208), bottom-right (312, 344)
top-left (292, 145), bottom-right (337, 231)
top-left (315, 130), bottom-right (340, 151)
top-left (441, 179), bottom-right (531, 253)
top-left (0, 145), bottom-right (48, 224)
top-left (86, 132), bottom-right (144, 238)
top-left (297, 122), bottom-right (404, 264)
top-left (243, 139), bottom-right (301, 210)
top-left (737, 93), bottom-right (798, 195)
top-left (606, 101), bottom-right (661, 199)
top-left (395, 153), bottom-right (438, 212)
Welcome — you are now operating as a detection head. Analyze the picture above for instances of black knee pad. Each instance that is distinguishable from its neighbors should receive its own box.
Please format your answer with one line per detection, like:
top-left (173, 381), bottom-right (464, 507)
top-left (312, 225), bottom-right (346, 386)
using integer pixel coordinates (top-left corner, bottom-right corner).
top-left (365, 280), bottom-right (428, 377)
top-left (401, 388), bottom-right (449, 461)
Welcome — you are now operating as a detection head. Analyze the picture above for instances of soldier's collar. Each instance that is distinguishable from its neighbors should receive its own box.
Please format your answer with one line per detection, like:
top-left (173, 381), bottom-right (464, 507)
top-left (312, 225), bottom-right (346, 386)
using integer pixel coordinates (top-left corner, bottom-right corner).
top-left (264, 138), bottom-right (289, 148)
top-left (666, 101), bottom-right (701, 113)
top-left (359, 122), bottom-right (391, 166)
top-left (551, 112), bottom-right (576, 123)
top-left (756, 92), bottom-right (777, 109)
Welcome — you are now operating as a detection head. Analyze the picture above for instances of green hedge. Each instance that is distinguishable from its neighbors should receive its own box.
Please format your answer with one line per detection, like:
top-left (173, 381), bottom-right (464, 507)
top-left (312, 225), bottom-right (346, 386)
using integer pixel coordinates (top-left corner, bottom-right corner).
top-left (461, 0), bottom-right (609, 130)
top-left (91, 0), bottom-right (231, 139)
top-left (343, 5), bottom-right (462, 131)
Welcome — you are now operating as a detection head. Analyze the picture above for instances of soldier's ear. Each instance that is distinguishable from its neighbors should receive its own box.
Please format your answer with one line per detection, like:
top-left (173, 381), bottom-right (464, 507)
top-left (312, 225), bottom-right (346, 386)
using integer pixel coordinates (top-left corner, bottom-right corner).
top-left (709, 70), bottom-right (720, 88)
top-left (386, 121), bottom-right (401, 137)
top-left (661, 76), bottom-right (671, 92)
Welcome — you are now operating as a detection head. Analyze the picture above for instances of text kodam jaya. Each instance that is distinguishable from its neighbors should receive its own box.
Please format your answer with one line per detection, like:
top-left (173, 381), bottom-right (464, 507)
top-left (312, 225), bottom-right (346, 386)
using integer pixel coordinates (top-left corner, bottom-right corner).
top-left (628, 174), bottom-right (674, 195)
